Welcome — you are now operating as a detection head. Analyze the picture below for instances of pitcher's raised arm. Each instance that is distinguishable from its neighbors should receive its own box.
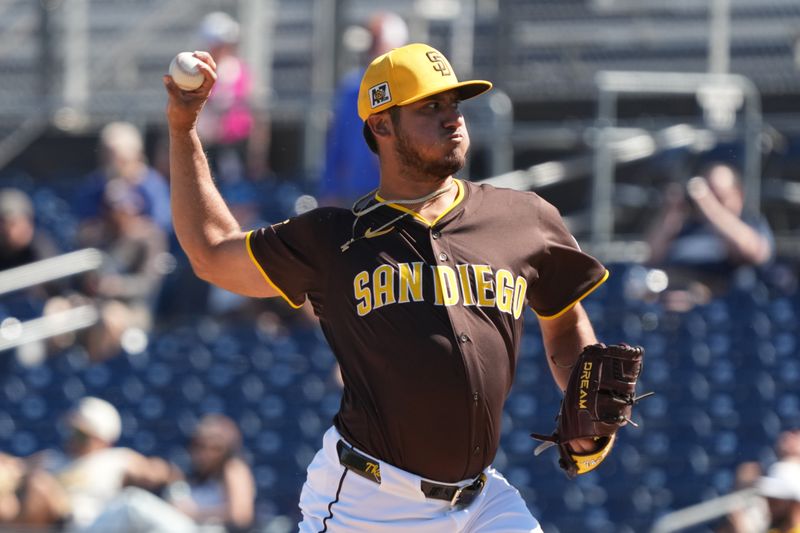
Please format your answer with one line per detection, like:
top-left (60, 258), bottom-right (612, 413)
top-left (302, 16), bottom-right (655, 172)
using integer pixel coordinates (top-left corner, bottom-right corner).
top-left (163, 51), bottom-right (278, 298)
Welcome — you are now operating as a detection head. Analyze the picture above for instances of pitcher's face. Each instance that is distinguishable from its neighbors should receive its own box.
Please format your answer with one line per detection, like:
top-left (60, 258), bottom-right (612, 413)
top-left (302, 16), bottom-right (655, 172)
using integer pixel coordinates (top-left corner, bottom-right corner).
top-left (392, 90), bottom-right (469, 181)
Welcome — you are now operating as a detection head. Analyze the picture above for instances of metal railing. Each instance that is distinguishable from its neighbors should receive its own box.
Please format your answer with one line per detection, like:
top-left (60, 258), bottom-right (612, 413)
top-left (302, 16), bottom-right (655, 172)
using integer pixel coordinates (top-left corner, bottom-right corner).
top-left (650, 488), bottom-right (760, 533)
top-left (0, 248), bottom-right (104, 352)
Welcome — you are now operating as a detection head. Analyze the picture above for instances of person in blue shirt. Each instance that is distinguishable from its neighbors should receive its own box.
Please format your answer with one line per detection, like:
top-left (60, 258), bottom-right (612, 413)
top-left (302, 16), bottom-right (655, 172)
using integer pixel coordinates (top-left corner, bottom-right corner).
top-left (319, 12), bottom-right (408, 206)
top-left (646, 162), bottom-right (774, 307)
top-left (74, 122), bottom-right (172, 233)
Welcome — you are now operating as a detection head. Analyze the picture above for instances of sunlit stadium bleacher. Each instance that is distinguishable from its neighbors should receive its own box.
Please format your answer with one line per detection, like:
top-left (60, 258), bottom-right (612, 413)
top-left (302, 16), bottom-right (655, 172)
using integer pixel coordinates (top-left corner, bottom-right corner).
top-left (3, 0), bottom-right (800, 532)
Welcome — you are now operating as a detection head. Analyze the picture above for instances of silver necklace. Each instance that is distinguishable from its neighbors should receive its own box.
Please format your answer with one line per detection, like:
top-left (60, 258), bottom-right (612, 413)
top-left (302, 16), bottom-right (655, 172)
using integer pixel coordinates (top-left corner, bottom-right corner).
top-left (340, 182), bottom-right (455, 252)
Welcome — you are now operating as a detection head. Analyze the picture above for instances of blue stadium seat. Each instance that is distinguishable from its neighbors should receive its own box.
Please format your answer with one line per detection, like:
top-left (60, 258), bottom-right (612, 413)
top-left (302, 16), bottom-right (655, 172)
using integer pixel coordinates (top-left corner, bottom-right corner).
top-left (299, 374), bottom-right (325, 403)
top-left (514, 363), bottom-right (540, 387)
top-left (507, 393), bottom-right (538, 420)
top-left (10, 431), bottom-right (39, 456)
top-left (239, 374), bottom-right (266, 403)
top-left (131, 429), bottom-right (157, 454)
top-left (179, 374), bottom-right (207, 403)
top-left (20, 394), bottom-right (47, 421)
top-left (775, 359), bottom-right (800, 390)
top-left (138, 394), bottom-right (165, 421)
top-left (196, 393), bottom-right (227, 416)
top-left (144, 361), bottom-right (174, 389)
top-left (236, 409), bottom-right (263, 439)
top-left (776, 393), bottom-right (800, 426)
top-left (768, 297), bottom-right (796, 330)
top-left (258, 394), bottom-right (287, 421)
top-left (253, 464), bottom-right (278, 491)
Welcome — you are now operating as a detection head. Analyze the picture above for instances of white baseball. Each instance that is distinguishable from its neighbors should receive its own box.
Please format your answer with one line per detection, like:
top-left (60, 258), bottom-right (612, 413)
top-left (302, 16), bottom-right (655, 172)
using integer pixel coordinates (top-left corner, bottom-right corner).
top-left (168, 52), bottom-right (205, 91)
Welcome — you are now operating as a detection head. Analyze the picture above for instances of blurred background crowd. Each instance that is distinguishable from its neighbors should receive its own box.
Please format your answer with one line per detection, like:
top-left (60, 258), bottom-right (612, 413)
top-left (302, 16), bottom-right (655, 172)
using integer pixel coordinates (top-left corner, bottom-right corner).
top-left (2, 0), bottom-right (800, 531)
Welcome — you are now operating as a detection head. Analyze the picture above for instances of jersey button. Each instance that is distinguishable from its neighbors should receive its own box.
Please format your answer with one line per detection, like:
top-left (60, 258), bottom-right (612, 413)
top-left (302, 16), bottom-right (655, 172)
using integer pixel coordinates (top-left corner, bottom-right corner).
top-left (473, 445), bottom-right (481, 455)
top-left (432, 230), bottom-right (441, 240)
top-left (459, 333), bottom-right (469, 343)
top-left (438, 252), bottom-right (448, 261)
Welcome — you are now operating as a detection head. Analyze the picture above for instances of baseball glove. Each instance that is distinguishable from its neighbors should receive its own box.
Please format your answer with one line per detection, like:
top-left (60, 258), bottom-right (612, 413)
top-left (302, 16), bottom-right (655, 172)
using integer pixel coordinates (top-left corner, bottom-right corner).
top-left (530, 343), bottom-right (652, 478)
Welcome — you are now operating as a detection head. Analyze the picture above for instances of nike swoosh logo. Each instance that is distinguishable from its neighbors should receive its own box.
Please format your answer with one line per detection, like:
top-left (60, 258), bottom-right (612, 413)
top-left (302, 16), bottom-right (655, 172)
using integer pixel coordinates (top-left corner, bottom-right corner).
top-left (364, 226), bottom-right (395, 239)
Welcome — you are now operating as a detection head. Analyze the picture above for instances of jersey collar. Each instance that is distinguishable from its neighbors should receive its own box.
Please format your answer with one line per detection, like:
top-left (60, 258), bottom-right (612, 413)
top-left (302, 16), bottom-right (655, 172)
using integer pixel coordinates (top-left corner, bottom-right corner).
top-left (375, 179), bottom-right (465, 228)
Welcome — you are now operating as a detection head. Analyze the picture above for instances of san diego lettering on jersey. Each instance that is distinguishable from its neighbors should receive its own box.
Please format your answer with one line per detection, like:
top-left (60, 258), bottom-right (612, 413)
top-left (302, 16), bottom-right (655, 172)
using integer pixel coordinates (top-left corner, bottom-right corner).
top-left (353, 261), bottom-right (528, 318)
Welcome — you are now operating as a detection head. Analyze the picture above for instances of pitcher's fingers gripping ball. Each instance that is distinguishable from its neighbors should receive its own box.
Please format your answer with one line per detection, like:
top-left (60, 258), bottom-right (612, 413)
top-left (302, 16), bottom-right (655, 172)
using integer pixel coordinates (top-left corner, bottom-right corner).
top-left (163, 51), bottom-right (218, 132)
top-left (531, 343), bottom-right (653, 478)
top-left (169, 52), bottom-right (206, 91)
top-left (165, 52), bottom-right (217, 93)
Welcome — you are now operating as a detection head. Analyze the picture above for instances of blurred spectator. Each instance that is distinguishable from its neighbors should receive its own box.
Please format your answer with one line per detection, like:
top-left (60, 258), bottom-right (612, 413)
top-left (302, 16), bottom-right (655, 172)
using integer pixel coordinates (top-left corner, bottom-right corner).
top-left (196, 11), bottom-right (271, 183)
top-left (0, 188), bottom-right (63, 340)
top-left (717, 429), bottom-right (800, 533)
top-left (756, 461), bottom-right (800, 532)
top-left (74, 179), bottom-right (169, 361)
top-left (0, 188), bottom-right (58, 271)
top-left (15, 397), bottom-right (191, 531)
top-left (0, 451), bottom-right (70, 527)
top-left (715, 461), bottom-right (769, 533)
top-left (75, 121), bottom-right (172, 232)
top-left (645, 162), bottom-right (774, 309)
top-left (776, 428), bottom-right (800, 463)
top-left (78, 179), bottom-right (168, 308)
top-left (167, 414), bottom-right (256, 532)
top-left (318, 11), bottom-right (408, 206)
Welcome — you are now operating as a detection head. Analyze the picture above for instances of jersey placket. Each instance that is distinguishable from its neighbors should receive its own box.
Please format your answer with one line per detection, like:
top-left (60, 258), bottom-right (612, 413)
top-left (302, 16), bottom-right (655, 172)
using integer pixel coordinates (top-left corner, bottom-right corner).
top-left (428, 223), bottom-right (486, 477)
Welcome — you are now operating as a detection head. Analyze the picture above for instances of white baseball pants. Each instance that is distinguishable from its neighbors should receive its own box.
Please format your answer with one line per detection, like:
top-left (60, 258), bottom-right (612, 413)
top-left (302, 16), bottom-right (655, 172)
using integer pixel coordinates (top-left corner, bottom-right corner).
top-left (298, 426), bottom-right (542, 533)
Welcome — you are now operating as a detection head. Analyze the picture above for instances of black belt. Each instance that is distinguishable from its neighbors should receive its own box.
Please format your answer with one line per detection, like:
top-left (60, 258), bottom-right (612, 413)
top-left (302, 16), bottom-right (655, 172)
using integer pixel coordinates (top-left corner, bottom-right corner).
top-left (336, 440), bottom-right (487, 508)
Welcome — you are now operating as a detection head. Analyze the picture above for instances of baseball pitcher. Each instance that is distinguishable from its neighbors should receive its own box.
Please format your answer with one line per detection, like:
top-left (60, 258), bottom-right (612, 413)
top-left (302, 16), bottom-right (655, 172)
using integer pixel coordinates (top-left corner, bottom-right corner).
top-left (163, 43), bottom-right (647, 533)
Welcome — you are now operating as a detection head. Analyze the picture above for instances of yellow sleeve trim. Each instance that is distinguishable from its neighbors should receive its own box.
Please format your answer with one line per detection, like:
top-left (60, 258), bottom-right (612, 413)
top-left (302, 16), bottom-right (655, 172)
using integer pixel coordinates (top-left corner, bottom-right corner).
top-left (571, 433), bottom-right (616, 475)
top-left (375, 179), bottom-right (464, 227)
top-left (245, 230), bottom-right (304, 309)
top-left (534, 269), bottom-right (609, 320)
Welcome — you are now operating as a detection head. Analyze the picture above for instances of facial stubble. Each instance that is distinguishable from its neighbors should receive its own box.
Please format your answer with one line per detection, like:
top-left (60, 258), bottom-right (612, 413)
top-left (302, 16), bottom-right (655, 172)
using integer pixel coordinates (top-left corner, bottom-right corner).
top-left (394, 120), bottom-right (466, 182)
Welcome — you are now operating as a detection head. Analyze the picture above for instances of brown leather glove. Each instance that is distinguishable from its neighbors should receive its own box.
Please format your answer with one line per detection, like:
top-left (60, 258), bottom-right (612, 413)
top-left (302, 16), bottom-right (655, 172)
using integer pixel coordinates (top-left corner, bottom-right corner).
top-left (531, 343), bottom-right (652, 478)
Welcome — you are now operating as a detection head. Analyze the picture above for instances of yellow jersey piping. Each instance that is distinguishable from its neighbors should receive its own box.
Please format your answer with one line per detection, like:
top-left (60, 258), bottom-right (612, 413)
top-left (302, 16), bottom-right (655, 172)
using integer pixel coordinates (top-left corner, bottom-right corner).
top-left (534, 269), bottom-right (610, 320)
top-left (375, 179), bottom-right (464, 227)
top-left (245, 230), bottom-right (304, 309)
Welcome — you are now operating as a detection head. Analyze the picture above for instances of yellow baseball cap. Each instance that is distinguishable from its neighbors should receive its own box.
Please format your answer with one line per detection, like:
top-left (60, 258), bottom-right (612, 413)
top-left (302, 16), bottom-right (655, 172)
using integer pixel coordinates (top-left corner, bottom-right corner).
top-left (357, 43), bottom-right (492, 121)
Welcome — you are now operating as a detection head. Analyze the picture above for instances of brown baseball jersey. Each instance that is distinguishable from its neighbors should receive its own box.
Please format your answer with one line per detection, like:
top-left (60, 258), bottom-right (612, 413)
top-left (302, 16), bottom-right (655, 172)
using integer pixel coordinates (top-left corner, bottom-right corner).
top-left (247, 179), bottom-right (608, 483)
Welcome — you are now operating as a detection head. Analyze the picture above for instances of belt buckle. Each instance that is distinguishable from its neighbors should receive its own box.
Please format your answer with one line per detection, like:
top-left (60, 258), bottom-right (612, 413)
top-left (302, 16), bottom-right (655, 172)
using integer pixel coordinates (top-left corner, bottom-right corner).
top-left (450, 473), bottom-right (486, 508)
top-left (449, 486), bottom-right (465, 507)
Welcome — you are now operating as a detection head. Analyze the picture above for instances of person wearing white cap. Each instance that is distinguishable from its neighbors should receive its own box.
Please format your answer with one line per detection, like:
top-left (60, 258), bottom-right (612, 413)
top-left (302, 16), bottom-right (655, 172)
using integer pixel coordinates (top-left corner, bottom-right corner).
top-left (45, 397), bottom-right (190, 532)
top-left (757, 461), bottom-right (800, 533)
top-left (195, 11), bottom-right (269, 183)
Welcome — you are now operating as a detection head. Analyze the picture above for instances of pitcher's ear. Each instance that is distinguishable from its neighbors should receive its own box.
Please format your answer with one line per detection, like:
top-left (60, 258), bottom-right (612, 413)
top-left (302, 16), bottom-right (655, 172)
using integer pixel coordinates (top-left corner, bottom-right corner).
top-left (367, 112), bottom-right (392, 138)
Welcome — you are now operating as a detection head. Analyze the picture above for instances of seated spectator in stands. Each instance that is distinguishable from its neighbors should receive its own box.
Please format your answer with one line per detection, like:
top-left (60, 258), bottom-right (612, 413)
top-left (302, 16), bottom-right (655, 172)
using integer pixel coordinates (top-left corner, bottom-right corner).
top-left (167, 414), bottom-right (256, 532)
top-left (74, 121), bottom-right (172, 232)
top-left (776, 428), bottom-right (800, 464)
top-left (646, 162), bottom-right (774, 309)
top-left (13, 397), bottom-right (190, 532)
top-left (715, 461), bottom-right (769, 533)
top-left (0, 188), bottom-right (61, 319)
top-left (716, 428), bottom-right (800, 533)
top-left (0, 452), bottom-right (70, 528)
top-left (0, 188), bottom-right (58, 271)
top-left (319, 11), bottom-right (408, 206)
top-left (75, 179), bottom-right (168, 360)
top-left (757, 461), bottom-right (800, 533)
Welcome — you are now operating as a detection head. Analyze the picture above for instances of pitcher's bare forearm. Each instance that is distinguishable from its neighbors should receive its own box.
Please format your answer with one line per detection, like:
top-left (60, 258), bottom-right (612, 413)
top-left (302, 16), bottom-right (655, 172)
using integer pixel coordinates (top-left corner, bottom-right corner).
top-left (538, 302), bottom-right (602, 453)
top-left (168, 129), bottom-right (240, 263)
top-left (538, 303), bottom-right (597, 391)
